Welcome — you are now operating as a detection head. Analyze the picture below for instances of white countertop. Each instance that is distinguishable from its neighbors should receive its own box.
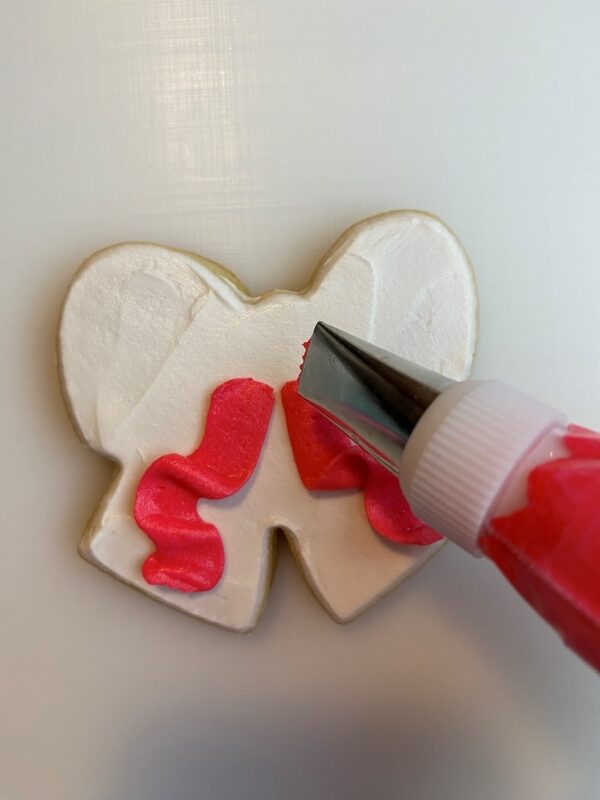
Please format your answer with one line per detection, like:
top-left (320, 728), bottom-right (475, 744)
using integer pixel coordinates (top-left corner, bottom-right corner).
top-left (2, 2), bottom-right (600, 798)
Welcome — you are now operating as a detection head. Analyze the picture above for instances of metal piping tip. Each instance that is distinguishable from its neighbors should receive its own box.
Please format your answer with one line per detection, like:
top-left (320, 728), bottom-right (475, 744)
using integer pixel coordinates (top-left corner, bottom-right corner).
top-left (298, 322), bottom-right (455, 475)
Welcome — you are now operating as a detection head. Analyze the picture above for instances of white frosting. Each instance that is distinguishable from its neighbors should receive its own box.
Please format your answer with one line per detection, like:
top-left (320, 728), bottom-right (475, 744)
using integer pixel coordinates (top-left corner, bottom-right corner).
top-left (59, 211), bottom-right (478, 631)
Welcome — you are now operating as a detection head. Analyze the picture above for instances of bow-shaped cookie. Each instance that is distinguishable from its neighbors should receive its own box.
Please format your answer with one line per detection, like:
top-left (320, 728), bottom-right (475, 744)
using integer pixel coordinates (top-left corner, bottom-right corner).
top-left (59, 211), bottom-right (478, 631)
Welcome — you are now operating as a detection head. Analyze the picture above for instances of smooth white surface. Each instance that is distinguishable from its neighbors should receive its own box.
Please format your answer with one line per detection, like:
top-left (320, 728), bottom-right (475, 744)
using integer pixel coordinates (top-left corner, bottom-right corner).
top-left (59, 213), bottom-right (475, 630)
top-left (2, 2), bottom-right (600, 799)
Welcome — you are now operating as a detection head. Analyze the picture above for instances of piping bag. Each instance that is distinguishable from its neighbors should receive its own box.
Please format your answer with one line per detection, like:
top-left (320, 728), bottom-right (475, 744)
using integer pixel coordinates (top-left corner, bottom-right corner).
top-left (299, 322), bottom-right (600, 672)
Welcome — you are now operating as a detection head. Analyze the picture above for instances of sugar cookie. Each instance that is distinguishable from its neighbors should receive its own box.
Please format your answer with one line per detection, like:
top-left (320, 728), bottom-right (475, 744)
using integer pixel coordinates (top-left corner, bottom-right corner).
top-left (59, 211), bottom-right (478, 631)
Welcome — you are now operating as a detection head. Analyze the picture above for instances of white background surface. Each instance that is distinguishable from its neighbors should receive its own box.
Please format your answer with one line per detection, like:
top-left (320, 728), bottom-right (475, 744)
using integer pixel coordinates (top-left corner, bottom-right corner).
top-left (2, 2), bottom-right (600, 798)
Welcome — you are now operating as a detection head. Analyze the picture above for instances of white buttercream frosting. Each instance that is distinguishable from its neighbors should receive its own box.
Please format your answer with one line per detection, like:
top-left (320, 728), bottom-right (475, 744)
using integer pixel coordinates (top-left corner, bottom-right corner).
top-left (59, 211), bottom-right (478, 631)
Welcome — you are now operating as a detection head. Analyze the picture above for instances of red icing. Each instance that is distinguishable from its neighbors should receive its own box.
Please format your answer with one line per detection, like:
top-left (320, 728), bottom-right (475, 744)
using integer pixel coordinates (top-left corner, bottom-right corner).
top-left (299, 338), bottom-right (311, 373)
top-left (281, 379), bottom-right (442, 545)
top-left (482, 425), bottom-right (600, 671)
top-left (134, 379), bottom-right (274, 592)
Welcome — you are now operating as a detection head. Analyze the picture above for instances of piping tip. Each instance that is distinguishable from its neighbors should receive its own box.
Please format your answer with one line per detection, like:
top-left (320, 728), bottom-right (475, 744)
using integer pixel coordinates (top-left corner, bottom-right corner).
top-left (298, 322), bottom-right (455, 475)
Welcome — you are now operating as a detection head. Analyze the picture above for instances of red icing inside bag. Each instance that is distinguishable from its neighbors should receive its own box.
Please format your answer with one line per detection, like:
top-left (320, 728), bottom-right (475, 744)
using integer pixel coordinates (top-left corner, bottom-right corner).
top-left (281, 379), bottom-right (442, 545)
top-left (134, 378), bottom-right (274, 592)
top-left (482, 425), bottom-right (600, 671)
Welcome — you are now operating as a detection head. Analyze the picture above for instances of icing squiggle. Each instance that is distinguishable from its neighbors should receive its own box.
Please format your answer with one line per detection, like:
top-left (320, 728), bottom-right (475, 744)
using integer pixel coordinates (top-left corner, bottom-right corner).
top-left (281, 379), bottom-right (442, 545)
top-left (134, 378), bottom-right (275, 592)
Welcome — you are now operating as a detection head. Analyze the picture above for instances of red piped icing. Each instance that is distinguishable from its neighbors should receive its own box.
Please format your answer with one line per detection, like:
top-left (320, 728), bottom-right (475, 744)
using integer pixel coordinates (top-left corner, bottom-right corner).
top-left (134, 379), bottom-right (274, 592)
top-left (299, 339), bottom-right (311, 373)
top-left (482, 425), bottom-right (600, 671)
top-left (281, 379), bottom-right (442, 545)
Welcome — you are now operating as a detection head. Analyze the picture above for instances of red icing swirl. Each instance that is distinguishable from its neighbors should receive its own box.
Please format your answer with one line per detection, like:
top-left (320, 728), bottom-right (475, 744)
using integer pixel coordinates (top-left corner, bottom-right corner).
top-left (482, 425), bottom-right (600, 671)
top-left (281, 379), bottom-right (442, 545)
top-left (134, 378), bottom-right (274, 592)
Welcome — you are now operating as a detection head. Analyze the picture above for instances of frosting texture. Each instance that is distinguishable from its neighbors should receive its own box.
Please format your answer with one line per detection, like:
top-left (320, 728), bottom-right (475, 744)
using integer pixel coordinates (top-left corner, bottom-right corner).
top-left (282, 380), bottom-right (442, 545)
top-left (134, 379), bottom-right (274, 591)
